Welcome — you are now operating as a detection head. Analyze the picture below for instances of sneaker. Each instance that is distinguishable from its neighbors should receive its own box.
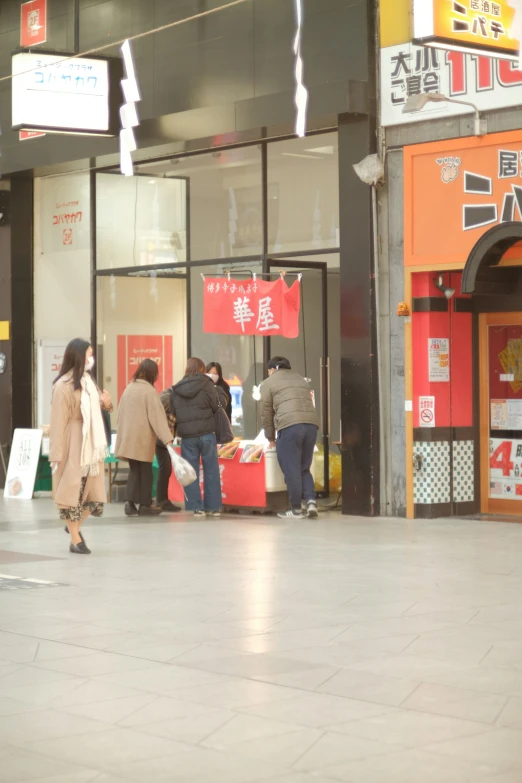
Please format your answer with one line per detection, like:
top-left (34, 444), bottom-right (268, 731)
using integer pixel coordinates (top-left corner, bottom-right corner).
top-left (207, 510), bottom-right (221, 517)
top-left (124, 501), bottom-right (138, 517)
top-left (193, 510), bottom-right (206, 518)
top-left (277, 509), bottom-right (305, 519)
top-left (307, 502), bottom-right (319, 519)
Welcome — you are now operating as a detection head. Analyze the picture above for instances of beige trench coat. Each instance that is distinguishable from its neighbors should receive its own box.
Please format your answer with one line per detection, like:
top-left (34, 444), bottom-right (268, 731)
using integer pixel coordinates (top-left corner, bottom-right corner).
top-left (50, 377), bottom-right (107, 509)
top-left (115, 380), bottom-right (172, 463)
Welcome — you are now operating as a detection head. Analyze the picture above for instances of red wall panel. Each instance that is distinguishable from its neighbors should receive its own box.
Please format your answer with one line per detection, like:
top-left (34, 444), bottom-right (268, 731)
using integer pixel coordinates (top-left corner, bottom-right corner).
top-left (412, 271), bottom-right (473, 429)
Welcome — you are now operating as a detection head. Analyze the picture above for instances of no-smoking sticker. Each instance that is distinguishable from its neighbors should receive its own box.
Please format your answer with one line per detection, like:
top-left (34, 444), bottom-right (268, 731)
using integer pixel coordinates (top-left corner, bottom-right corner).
top-left (419, 396), bottom-right (435, 428)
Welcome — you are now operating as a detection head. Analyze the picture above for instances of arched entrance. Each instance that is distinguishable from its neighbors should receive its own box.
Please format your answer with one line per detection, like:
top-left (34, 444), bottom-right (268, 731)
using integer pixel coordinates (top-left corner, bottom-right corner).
top-left (462, 224), bottom-right (522, 518)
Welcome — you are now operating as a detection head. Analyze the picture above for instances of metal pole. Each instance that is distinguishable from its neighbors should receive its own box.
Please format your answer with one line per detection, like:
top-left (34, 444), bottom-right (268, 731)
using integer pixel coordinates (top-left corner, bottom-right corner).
top-left (73, 0), bottom-right (80, 53)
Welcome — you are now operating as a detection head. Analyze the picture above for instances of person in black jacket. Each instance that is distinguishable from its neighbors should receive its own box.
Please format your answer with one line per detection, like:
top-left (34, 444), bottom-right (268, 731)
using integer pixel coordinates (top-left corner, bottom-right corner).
top-left (170, 357), bottom-right (222, 517)
top-left (205, 361), bottom-right (232, 421)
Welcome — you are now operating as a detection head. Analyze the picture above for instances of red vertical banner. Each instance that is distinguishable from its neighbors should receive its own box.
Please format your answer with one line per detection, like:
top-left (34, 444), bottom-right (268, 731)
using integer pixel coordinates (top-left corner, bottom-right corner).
top-left (117, 335), bottom-right (173, 401)
top-left (20, 0), bottom-right (47, 47)
top-left (204, 277), bottom-right (300, 338)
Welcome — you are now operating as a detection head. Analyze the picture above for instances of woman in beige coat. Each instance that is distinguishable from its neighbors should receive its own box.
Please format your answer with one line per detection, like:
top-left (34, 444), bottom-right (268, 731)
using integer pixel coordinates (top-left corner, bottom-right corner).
top-left (115, 359), bottom-right (173, 517)
top-left (50, 339), bottom-right (111, 555)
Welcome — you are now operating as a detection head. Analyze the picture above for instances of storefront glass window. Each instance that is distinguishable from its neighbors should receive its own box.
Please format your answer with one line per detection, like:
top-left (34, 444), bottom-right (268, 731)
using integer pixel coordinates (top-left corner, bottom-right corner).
top-left (488, 322), bottom-right (522, 504)
top-left (267, 134), bottom-right (339, 254)
top-left (190, 262), bottom-right (263, 439)
top-left (34, 173), bottom-right (91, 426)
top-left (96, 271), bottom-right (187, 420)
top-left (96, 174), bottom-right (187, 270)
top-left (161, 146), bottom-right (263, 262)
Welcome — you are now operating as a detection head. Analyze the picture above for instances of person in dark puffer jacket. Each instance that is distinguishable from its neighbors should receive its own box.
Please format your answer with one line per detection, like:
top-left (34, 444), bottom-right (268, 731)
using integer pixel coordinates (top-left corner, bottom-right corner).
top-left (170, 357), bottom-right (222, 517)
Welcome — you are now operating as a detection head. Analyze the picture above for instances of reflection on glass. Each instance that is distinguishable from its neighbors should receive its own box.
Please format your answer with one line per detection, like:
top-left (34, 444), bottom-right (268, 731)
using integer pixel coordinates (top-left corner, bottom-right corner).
top-left (96, 174), bottom-right (187, 269)
top-left (190, 263), bottom-right (263, 439)
top-left (96, 273), bottom-right (187, 417)
top-left (137, 147), bottom-right (263, 262)
top-left (267, 133), bottom-right (339, 254)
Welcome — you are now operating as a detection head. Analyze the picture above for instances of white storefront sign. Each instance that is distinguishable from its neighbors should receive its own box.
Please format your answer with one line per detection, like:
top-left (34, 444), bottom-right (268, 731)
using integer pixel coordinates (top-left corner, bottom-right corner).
top-left (381, 44), bottom-right (522, 127)
top-left (12, 52), bottom-right (110, 135)
top-left (5, 429), bottom-right (43, 500)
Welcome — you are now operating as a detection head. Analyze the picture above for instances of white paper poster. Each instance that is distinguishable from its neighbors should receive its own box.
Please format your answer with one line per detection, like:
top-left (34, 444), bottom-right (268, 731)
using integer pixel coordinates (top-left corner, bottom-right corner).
top-left (492, 399), bottom-right (522, 431)
top-left (507, 400), bottom-right (522, 431)
top-left (419, 396), bottom-right (436, 428)
top-left (489, 438), bottom-right (522, 500)
top-left (428, 338), bottom-right (450, 382)
top-left (4, 429), bottom-right (43, 500)
top-left (491, 400), bottom-right (508, 430)
top-left (37, 339), bottom-right (68, 427)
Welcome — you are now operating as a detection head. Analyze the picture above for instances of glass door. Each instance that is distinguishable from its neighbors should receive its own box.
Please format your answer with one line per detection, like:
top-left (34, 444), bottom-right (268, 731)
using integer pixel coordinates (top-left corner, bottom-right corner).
top-left (480, 312), bottom-right (522, 517)
top-left (266, 259), bottom-right (330, 497)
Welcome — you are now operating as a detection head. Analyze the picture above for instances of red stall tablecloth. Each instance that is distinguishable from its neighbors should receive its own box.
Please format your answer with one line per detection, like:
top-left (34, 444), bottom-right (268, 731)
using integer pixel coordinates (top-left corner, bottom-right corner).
top-left (169, 443), bottom-right (267, 508)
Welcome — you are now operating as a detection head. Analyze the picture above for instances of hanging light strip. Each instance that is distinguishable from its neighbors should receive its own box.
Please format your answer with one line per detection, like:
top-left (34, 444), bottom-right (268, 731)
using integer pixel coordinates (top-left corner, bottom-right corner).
top-left (293, 0), bottom-right (308, 138)
top-left (119, 39), bottom-right (141, 176)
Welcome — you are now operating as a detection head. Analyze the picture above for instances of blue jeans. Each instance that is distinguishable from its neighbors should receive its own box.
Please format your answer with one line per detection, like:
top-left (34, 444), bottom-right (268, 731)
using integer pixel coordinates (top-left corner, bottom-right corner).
top-left (276, 424), bottom-right (318, 510)
top-left (181, 434), bottom-right (222, 512)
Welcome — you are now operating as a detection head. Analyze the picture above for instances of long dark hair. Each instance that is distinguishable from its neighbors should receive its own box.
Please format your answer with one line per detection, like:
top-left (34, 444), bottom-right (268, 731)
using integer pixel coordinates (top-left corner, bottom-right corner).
top-left (54, 338), bottom-right (90, 391)
top-left (185, 357), bottom-right (206, 377)
top-left (205, 361), bottom-right (223, 381)
top-left (133, 359), bottom-right (159, 386)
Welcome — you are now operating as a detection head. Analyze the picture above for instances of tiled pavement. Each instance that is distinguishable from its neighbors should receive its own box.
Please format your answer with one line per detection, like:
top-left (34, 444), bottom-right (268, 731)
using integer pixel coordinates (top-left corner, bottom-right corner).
top-left (1, 499), bottom-right (522, 782)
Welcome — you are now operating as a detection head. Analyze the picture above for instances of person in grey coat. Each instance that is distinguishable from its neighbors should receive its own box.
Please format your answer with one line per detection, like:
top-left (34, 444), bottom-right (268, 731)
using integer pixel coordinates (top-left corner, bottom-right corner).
top-left (260, 356), bottom-right (319, 519)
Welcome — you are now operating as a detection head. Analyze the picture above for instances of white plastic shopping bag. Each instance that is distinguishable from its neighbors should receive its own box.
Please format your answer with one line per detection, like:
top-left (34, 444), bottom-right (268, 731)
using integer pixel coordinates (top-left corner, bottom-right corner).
top-left (167, 444), bottom-right (197, 487)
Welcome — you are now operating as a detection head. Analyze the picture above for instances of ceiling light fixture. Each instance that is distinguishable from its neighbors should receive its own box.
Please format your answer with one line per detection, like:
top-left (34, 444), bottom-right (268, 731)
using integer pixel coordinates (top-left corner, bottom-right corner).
top-left (434, 274), bottom-right (456, 300)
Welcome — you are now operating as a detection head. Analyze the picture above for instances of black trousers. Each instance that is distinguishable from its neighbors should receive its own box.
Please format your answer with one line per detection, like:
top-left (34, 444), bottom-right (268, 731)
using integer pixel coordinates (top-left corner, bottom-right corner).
top-left (126, 460), bottom-right (153, 507)
top-left (155, 443), bottom-right (172, 505)
top-left (276, 423), bottom-right (318, 510)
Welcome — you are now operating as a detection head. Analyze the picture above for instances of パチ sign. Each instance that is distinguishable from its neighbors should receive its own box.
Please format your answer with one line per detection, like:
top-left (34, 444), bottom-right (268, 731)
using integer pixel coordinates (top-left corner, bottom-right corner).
top-left (12, 52), bottom-right (111, 136)
top-left (117, 335), bottom-right (173, 401)
top-left (413, 0), bottom-right (521, 60)
top-left (20, 0), bottom-right (46, 47)
top-left (204, 277), bottom-right (301, 338)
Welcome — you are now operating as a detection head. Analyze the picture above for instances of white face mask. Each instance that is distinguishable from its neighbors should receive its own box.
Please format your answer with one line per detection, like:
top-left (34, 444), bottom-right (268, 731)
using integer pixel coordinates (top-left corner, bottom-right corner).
top-left (85, 356), bottom-right (94, 372)
top-left (207, 373), bottom-right (219, 384)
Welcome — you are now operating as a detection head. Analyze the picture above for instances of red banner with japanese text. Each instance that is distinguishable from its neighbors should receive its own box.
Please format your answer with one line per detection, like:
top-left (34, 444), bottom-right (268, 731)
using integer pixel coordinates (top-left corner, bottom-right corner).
top-left (203, 277), bottom-right (300, 338)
